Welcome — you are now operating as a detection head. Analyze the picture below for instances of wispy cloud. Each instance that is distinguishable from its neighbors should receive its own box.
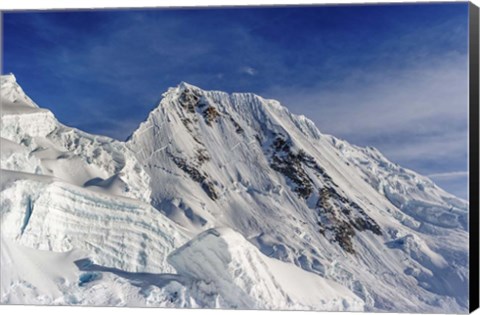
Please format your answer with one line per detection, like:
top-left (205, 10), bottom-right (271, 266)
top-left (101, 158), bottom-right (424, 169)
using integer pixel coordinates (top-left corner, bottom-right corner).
top-left (241, 66), bottom-right (258, 76)
top-left (427, 171), bottom-right (469, 200)
top-left (262, 52), bottom-right (468, 198)
top-left (428, 171), bottom-right (468, 179)
top-left (265, 53), bottom-right (466, 149)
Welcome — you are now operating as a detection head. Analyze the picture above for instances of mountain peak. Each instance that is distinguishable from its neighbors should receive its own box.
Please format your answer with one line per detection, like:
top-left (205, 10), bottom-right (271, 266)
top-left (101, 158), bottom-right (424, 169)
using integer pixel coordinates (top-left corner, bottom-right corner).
top-left (1, 73), bottom-right (17, 83)
top-left (178, 81), bottom-right (199, 90)
top-left (0, 73), bottom-right (38, 108)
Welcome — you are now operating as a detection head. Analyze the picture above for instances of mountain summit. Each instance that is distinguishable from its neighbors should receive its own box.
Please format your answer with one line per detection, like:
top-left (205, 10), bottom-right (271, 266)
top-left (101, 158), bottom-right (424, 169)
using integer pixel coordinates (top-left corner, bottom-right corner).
top-left (0, 76), bottom-right (469, 312)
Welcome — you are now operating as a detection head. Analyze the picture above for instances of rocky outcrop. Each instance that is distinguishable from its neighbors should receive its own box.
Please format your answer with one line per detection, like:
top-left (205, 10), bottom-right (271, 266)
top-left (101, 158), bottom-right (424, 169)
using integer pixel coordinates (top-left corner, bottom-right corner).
top-left (170, 154), bottom-right (218, 200)
top-left (316, 186), bottom-right (382, 254)
top-left (268, 135), bottom-right (382, 254)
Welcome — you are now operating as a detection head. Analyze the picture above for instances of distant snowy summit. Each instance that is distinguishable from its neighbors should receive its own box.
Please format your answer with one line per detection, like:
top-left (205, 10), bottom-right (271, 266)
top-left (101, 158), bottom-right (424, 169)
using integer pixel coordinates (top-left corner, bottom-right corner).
top-left (0, 74), bottom-right (469, 312)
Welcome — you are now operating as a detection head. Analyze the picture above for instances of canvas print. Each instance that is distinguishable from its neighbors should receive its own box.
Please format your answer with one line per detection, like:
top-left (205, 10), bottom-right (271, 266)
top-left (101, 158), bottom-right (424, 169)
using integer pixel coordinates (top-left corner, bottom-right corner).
top-left (0, 2), bottom-right (478, 313)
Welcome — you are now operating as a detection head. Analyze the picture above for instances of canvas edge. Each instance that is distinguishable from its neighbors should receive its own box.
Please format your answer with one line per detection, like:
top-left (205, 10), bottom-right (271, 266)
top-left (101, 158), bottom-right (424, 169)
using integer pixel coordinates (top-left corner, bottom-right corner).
top-left (0, 2), bottom-right (477, 313)
top-left (469, 1), bottom-right (480, 313)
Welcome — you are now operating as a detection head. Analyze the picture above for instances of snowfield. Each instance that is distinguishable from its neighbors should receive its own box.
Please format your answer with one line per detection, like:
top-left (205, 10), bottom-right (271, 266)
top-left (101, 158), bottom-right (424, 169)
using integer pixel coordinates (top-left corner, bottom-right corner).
top-left (0, 74), bottom-right (470, 312)
top-left (168, 227), bottom-right (364, 311)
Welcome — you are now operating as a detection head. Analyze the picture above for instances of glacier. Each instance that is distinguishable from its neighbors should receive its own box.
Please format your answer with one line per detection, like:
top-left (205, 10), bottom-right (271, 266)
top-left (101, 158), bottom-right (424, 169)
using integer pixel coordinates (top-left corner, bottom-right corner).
top-left (0, 74), bottom-right (470, 312)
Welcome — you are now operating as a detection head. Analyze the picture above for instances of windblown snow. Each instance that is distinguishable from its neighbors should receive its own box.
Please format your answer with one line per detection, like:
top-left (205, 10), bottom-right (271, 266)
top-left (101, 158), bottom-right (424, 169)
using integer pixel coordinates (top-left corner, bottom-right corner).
top-left (0, 74), bottom-right (470, 312)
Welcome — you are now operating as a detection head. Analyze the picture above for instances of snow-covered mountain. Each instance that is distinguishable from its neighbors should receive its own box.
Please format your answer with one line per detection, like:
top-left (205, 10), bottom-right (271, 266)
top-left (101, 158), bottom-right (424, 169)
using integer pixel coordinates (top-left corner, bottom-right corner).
top-left (0, 74), bottom-right (469, 312)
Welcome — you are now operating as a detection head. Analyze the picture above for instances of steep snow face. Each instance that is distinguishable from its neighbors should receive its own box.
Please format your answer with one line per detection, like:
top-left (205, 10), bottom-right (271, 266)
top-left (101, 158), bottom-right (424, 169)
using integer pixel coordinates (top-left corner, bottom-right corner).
top-left (128, 82), bottom-right (469, 312)
top-left (168, 228), bottom-right (364, 311)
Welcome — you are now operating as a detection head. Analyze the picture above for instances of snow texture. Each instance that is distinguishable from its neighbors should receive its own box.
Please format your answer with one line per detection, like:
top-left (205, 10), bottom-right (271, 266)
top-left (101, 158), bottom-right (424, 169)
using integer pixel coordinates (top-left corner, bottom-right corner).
top-left (0, 74), bottom-right (469, 312)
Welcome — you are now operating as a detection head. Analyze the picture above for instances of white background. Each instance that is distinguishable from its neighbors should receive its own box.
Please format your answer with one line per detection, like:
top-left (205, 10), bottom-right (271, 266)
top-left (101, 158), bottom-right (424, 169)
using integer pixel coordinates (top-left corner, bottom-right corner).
top-left (0, 0), bottom-right (478, 315)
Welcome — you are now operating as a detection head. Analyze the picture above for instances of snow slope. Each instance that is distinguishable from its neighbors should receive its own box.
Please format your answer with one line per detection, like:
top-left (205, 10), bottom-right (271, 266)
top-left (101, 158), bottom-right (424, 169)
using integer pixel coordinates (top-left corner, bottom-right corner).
top-left (168, 227), bottom-right (364, 311)
top-left (1, 235), bottom-right (194, 307)
top-left (0, 74), bottom-right (470, 312)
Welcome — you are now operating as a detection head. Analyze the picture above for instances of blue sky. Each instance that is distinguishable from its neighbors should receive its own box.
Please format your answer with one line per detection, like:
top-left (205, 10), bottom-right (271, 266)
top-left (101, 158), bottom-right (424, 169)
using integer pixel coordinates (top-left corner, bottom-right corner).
top-left (2, 3), bottom-right (470, 199)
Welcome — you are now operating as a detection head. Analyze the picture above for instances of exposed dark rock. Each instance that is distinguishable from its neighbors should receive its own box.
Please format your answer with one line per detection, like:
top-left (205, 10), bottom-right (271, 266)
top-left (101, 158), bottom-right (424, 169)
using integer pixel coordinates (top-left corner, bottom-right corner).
top-left (269, 136), bottom-right (316, 199)
top-left (316, 186), bottom-right (382, 254)
top-left (180, 117), bottom-right (202, 145)
top-left (192, 136), bottom-right (203, 145)
top-left (332, 221), bottom-right (356, 254)
top-left (270, 153), bottom-right (313, 199)
top-left (229, 117), bottom-right (244, 134)
top-left (352, 217), bottom-right (382, 235)
top-left (273, 137), bottom-right (289, 152)
top-left (268, 134), bottom-right (382, 253)
top-left (270, 135), bottom-right (336, 200)
top-left (178, 88), bottom-right (200, 113)
top-left (171, 156), bottom-right (203, 182)
top-left (203, 106), bottom-right (220, 126)
top-left (181, 118), bottom-right (194, 133)
top-left (170, 155), bottom-right (218, 200)
top-left (296, 149), bottom-right (334, 183)
top-left (196, 148), bottom-right (210, 165)
top-left (201, 181), bottom-right (219, 200)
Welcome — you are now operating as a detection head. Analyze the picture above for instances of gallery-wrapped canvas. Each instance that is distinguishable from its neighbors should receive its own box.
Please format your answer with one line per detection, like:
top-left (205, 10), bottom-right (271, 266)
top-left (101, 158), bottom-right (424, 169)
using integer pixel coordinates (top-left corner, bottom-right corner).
top-left (0, 1), bottom-right (479, 314)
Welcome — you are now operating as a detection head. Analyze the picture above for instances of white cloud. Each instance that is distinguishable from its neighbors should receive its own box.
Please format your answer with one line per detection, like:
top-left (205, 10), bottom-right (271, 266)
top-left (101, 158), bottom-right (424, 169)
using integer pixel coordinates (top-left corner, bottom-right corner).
top-left (241, 66), bottom-right (257, 76)
top-left (267, 53), bottom-right (467, 140)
